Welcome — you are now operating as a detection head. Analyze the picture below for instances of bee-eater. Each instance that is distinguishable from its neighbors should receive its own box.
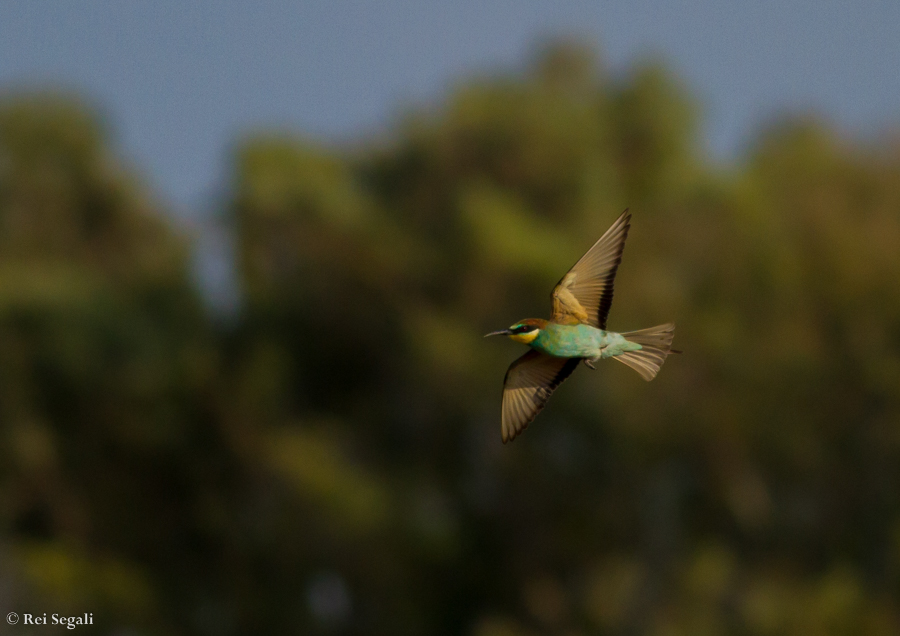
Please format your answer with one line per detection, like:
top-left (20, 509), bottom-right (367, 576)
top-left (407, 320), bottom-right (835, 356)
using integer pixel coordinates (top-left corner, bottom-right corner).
top-left (485, 210), bottom-right (678, 443)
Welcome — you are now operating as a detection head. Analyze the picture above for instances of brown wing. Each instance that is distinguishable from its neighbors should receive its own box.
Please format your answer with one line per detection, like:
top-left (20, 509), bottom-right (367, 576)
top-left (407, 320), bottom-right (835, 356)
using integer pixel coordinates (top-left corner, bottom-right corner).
top-left (550, 209), bottom-right (630, 328)
top-left (501, 350), bottom-right (580, 443)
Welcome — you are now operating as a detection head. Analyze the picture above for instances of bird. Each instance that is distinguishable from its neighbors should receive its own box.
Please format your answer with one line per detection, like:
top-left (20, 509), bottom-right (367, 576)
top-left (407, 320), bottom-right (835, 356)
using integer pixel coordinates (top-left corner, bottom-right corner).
top-left (485, 209), bottom-right (678, 443)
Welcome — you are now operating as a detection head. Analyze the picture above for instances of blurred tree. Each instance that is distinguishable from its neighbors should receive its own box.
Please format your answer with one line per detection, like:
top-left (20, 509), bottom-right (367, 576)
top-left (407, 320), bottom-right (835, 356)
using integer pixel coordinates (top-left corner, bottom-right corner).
top-left (2, 39), bottom-right (899, 636)
top-left (0, 96), bottom-right (231, 634)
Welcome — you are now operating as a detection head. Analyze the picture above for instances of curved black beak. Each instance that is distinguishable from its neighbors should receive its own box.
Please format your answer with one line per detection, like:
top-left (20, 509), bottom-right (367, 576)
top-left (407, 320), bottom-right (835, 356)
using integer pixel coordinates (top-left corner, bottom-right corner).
top-left (484, 329), bottom-right (512, 338)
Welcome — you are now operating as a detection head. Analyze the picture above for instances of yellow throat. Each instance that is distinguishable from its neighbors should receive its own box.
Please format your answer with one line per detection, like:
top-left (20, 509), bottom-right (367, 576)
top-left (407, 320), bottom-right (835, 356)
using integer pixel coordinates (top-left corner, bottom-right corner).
top-left (509, 330), bottom-right (539, 344)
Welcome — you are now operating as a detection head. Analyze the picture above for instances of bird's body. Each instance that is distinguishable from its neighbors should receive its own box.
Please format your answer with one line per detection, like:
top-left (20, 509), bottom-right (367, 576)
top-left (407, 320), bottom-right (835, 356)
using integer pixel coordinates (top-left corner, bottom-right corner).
top-left (486, 210), bottom-right (679, 443)
top-left (515, 321), bottom-right (642, 360)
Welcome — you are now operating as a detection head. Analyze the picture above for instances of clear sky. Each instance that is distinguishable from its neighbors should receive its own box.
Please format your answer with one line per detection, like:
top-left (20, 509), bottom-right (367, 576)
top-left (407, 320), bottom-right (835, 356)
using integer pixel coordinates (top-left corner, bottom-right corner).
top-left (2, 1), bottom-right (899, 216)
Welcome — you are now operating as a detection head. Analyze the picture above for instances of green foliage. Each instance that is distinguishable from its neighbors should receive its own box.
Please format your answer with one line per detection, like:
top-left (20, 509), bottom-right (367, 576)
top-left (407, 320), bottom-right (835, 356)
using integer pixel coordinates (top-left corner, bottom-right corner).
top-left (2, 44), bottom-right (900, 635)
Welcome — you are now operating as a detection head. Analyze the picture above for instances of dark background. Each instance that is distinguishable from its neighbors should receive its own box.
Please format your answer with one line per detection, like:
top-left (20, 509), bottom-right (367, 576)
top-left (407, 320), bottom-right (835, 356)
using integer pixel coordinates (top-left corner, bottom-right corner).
top-left (1, 8), bottom-right (900, 636)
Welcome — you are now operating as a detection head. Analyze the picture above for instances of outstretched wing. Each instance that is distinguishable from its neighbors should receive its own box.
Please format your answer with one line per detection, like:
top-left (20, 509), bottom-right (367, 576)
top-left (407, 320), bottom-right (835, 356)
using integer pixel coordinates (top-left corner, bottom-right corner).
top-left (550, 209), bottom-right (630, 328)
top-left (501, 350), bottom-right (580, 443)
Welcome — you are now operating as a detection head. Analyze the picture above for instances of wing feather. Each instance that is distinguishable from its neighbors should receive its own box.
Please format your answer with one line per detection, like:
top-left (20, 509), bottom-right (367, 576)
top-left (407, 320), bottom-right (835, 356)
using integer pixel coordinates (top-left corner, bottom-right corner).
top-left (501, 351), bottom-right (579, 443)
top-left (551, 210), bottom-right (630, 328)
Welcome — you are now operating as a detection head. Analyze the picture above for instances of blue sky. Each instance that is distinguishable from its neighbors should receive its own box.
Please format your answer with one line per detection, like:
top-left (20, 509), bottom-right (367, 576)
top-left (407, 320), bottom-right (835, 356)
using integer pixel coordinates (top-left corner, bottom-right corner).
top-left (2, 1), bottom-right (899, 216)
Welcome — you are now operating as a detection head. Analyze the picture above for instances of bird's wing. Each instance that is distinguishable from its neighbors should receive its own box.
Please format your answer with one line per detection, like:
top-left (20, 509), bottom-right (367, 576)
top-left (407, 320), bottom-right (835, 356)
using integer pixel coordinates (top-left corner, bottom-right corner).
top-left (501, 350), bottom-right (580, 443)
top-left (550, 209), bottom-right (630, 328)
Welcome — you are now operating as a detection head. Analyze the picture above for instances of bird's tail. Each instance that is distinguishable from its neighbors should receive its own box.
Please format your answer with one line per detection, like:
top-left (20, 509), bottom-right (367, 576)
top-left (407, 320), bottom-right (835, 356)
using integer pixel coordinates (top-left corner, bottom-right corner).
top-left (616, 323), bottom-right (678, 381)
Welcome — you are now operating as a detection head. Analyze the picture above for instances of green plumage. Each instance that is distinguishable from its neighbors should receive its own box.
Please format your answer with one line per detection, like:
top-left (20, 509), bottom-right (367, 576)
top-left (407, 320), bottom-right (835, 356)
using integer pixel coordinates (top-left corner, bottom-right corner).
top-left (530, 323), bottom-right (642, 360)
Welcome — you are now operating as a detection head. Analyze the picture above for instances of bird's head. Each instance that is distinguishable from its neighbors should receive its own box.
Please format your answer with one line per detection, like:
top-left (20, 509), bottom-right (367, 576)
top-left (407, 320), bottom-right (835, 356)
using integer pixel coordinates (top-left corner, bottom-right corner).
top-left (484, 319), bottom-right (545, 344)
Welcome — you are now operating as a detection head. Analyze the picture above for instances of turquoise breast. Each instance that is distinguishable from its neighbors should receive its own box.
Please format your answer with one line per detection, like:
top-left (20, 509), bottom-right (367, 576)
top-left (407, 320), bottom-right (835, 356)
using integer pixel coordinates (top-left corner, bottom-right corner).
top-left (531, 323), bottom-right (606, 358)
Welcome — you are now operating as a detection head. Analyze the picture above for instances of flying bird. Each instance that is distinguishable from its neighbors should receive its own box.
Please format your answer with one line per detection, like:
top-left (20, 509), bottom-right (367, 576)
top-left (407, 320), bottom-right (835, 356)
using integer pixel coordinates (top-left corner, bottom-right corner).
top-left (485, 210), bottom-right (678, 443)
